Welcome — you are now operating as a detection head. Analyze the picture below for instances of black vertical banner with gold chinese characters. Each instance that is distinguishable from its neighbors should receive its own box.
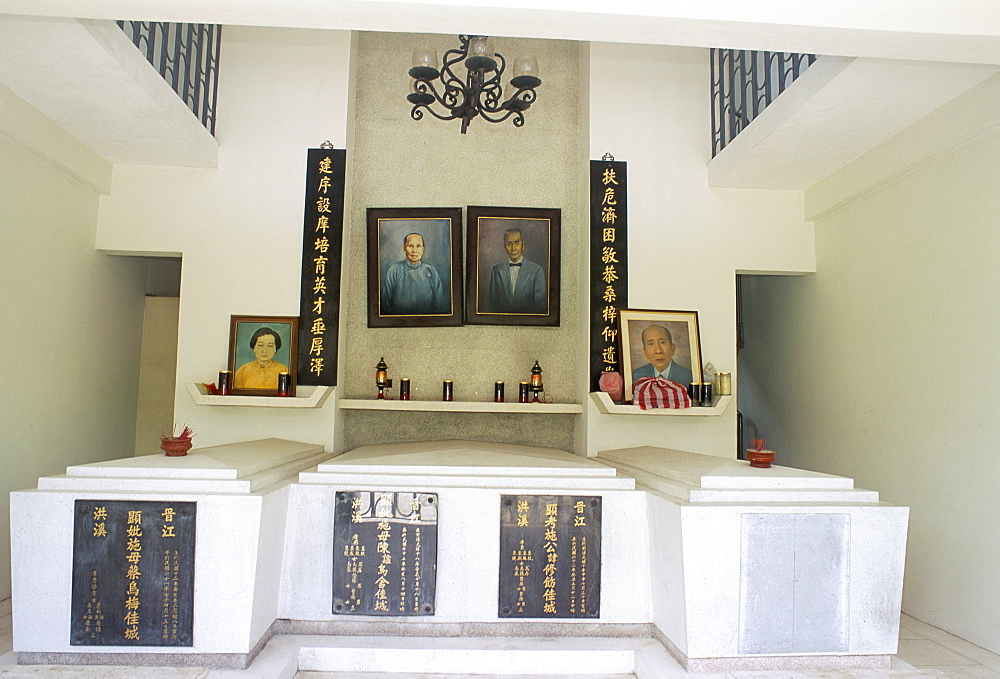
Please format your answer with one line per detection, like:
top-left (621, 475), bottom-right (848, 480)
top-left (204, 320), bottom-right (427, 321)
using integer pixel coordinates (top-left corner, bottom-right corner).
top-left (298, 147), bottom-right (346, 387)
top-left (589, 159), bottom-right (628, 391)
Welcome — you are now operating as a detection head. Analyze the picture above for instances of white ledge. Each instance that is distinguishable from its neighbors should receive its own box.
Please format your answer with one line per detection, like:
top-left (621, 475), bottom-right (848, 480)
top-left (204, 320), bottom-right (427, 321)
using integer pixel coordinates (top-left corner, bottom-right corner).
top-left (338, 398), bottom-right (582, 414)
top-left (185, 383), bottom-right (333, 408)
top-left (590, 391), bottom-right (732, 416)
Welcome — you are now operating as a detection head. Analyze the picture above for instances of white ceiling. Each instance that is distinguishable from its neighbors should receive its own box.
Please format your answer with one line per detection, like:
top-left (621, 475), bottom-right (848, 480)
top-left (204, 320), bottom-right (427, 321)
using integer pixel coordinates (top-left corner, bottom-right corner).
top-left (2, 1), bottom-right (998, 198)
top-left (4, 0), bottom-right (1000, 64)
top-left (708, 56), bottom-right (1000, 190)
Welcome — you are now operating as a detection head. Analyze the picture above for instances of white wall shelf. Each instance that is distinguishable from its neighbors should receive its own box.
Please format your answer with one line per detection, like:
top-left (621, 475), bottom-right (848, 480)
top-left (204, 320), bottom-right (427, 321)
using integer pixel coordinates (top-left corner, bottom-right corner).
top-left (185, 383), bottom-right (333, 408)
top-left (591, 391), bottom-right (732, 416)
top-left (339, 398), bottom-right (583, 415)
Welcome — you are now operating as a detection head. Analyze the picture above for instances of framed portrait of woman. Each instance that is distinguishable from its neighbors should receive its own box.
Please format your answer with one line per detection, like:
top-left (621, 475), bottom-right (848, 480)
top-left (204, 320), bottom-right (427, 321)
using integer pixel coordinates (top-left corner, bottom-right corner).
top-left (367, 207), bottom-right (463, 328)
top-left (227, 315), bottom-right (299, 396)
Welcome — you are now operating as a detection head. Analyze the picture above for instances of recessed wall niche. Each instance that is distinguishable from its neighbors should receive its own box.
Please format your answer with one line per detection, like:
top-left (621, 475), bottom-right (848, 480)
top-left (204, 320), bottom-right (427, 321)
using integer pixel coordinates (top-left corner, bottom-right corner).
top-left (341, 32), bottom-right (583, 452)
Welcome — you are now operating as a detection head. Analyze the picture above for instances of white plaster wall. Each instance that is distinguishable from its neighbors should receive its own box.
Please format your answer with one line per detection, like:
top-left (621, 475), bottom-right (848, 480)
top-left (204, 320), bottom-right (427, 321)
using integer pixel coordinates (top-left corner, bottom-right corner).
top-left (585, 43), bottom-right (815, 458)
top-left (134, 296), bottom-right (179, 457)
top-left (739, 127), bottom-right (1000, 653)
top-left (96, 27), bottom-right (353, 450)
top-left (0, 117), bottom-right (146, 598)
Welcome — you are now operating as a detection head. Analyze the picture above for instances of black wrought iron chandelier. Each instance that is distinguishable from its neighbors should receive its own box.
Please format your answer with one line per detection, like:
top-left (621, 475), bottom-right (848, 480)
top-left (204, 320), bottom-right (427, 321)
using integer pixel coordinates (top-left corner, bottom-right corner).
top-left (407, 35), bottom-right (541, 134)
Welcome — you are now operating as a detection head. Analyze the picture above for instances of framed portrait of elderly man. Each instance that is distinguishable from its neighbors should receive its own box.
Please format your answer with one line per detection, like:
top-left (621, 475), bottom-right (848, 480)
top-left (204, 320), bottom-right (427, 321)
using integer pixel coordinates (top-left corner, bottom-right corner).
top-left (619, 309), bottom-right (702, 402)
top-left (227, 316), bottom-right (299, 396)
top-left (465, 206), bottom-right (561, 327)
top-left (367, 207), bottom-right (463, 328)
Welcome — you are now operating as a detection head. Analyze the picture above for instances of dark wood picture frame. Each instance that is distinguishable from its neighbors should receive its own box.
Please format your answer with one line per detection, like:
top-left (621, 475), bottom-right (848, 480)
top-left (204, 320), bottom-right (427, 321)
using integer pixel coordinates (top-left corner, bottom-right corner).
top-left (227, 315), bottom-right (299, 396)
top-left (618, 309), bottom-right (702, 402)
top-left (465, 206), bottom-right (561, 326)
top-left (367, 207), bottom-right (463, 328)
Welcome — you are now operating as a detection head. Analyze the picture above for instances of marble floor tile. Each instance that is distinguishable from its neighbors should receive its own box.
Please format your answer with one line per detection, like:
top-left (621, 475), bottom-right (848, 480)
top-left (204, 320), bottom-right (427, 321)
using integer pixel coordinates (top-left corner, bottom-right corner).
top-left (919, 666), bottom-right (1000, 678)
top-left (897, 640), bottom-right (979, 667)
top-left (901, 616), bottom-right (971, 645)
top-left (931, 638), bottom-right (1000, 672)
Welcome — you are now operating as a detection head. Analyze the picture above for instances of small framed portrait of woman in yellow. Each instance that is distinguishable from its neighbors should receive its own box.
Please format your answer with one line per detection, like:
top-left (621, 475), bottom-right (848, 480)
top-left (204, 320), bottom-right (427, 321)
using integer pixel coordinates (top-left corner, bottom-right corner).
top-left (227, 315), bottom-right (299, 396)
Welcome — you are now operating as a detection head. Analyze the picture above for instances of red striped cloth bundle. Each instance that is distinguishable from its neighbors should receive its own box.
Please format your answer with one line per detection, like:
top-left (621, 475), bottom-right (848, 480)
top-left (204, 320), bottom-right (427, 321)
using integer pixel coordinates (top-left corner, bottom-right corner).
top-left (633, 377), bottom-right (691, 410)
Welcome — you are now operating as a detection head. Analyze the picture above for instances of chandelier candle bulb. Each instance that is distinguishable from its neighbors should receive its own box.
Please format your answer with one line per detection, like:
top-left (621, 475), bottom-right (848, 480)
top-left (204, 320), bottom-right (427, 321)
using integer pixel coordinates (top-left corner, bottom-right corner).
top-left (218, 370), bottom-right (231, 396)
top-left (494, 381), bottom-right (505, 403)
top-left (466, 36), bottom-right (496, 69)
top-left (411, 46), bottom-right (438, 72)
top-left (442, 380), bottom-right (454, 402)
top-left (510, 55), bottom-right (541, 89)
top-left (400, 378), bottom-right (411, 401)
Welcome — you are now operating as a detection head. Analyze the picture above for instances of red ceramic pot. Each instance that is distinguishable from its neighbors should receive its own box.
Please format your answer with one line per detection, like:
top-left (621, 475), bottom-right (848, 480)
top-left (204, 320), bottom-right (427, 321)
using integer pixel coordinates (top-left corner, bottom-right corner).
top-left (746, 448), bottom-right (776, 469)
top-left (160, 437), bottom-right (193, 457)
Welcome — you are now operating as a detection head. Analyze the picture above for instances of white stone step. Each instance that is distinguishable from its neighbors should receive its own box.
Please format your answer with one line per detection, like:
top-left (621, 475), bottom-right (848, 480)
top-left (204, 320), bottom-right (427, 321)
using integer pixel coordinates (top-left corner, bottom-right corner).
top-left (294, 636), bottom-right (654, 675)
top-left (296, 674), bottom-right (635, 679)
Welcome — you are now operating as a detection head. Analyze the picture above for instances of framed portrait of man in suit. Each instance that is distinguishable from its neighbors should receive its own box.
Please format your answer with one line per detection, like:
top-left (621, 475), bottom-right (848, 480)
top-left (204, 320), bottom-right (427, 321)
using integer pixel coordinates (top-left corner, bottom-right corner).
top-left (465, 206), bottom-right (561, 327)
top-left (619, 309), bottom-right (702, 401)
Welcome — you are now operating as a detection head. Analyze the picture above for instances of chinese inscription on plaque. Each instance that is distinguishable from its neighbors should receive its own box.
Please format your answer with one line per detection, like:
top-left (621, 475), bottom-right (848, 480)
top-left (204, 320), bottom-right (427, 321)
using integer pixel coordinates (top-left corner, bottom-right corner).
top-left (499, 495), bottom-right (601, 618)
top-left (332, 491), bottom-right (438, 616)
top-left (70, 500), bottom-right (195, 646)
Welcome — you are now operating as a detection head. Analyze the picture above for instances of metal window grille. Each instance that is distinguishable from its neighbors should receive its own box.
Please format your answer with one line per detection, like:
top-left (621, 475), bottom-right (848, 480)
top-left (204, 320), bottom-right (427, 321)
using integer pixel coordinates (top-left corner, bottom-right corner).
top-left (117, 21), bottom-right (221, 136)
top-left (711, 49), bottom-right (817, 157)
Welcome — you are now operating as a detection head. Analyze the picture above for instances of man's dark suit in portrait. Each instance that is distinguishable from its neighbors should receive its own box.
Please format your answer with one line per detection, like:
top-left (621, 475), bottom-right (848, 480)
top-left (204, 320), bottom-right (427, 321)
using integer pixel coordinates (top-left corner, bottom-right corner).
top-left (484, 228), bottom-right (547, 314)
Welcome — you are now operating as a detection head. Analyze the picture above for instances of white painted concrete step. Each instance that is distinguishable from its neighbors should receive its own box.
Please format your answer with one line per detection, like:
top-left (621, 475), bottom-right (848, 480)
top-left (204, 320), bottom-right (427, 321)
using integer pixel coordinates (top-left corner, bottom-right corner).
top-left (296, 674), bottom-right (635, 678)
top-left (294, 636), bottom-right (664, 676)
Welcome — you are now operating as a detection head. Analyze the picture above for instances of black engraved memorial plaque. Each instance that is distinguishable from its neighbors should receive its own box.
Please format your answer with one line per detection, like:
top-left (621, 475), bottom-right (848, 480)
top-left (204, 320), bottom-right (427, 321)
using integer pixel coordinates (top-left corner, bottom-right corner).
top-left (499, 494), bottom-right (601, 618)
top-left (333, 490), bottom-right (438, 615)
top-left (71, 500), bottom-right (196, 646)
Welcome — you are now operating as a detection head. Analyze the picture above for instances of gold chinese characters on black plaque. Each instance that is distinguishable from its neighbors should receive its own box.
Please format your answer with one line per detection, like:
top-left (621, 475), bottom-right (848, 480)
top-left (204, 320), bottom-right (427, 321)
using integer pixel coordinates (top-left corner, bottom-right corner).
top-left (499, 494), bottom-right (601, 618)
top-left (332, 491), bottom-right (438, 615)
top-left (70, 500), bottom-right (196, 646)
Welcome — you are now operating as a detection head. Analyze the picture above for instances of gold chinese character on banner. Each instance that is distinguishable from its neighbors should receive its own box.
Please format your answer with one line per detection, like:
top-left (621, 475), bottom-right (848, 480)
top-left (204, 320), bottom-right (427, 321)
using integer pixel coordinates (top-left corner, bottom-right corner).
top-left (316, 197), bottom-right (331, 214)
top-left (601, 206), bottom-right (617, 224)
top-left (318, 157), bottom-right (333, 173)
top-left (318, 175), bottom-right (331, 193)
top-left (602, 227), bottom-right (616, 242)
top-left (310, 357), bottom-right (324, 375)
top-left (602, 306), bottom-right (617, 323)
top-left (316, 215), bottom-right (329, 233)
top-left (602, 285), bottom-right (616, 303)
top-left (602, 187), bottom-right (616, 205)
top-left (310, 317), bottom-right (326, 334)
top-left (601, 265), bottom-right (618, 284)
top-left (602, 168), bottom-right (619, 185)
top-left (601, 246), bottom-right (619, 263)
